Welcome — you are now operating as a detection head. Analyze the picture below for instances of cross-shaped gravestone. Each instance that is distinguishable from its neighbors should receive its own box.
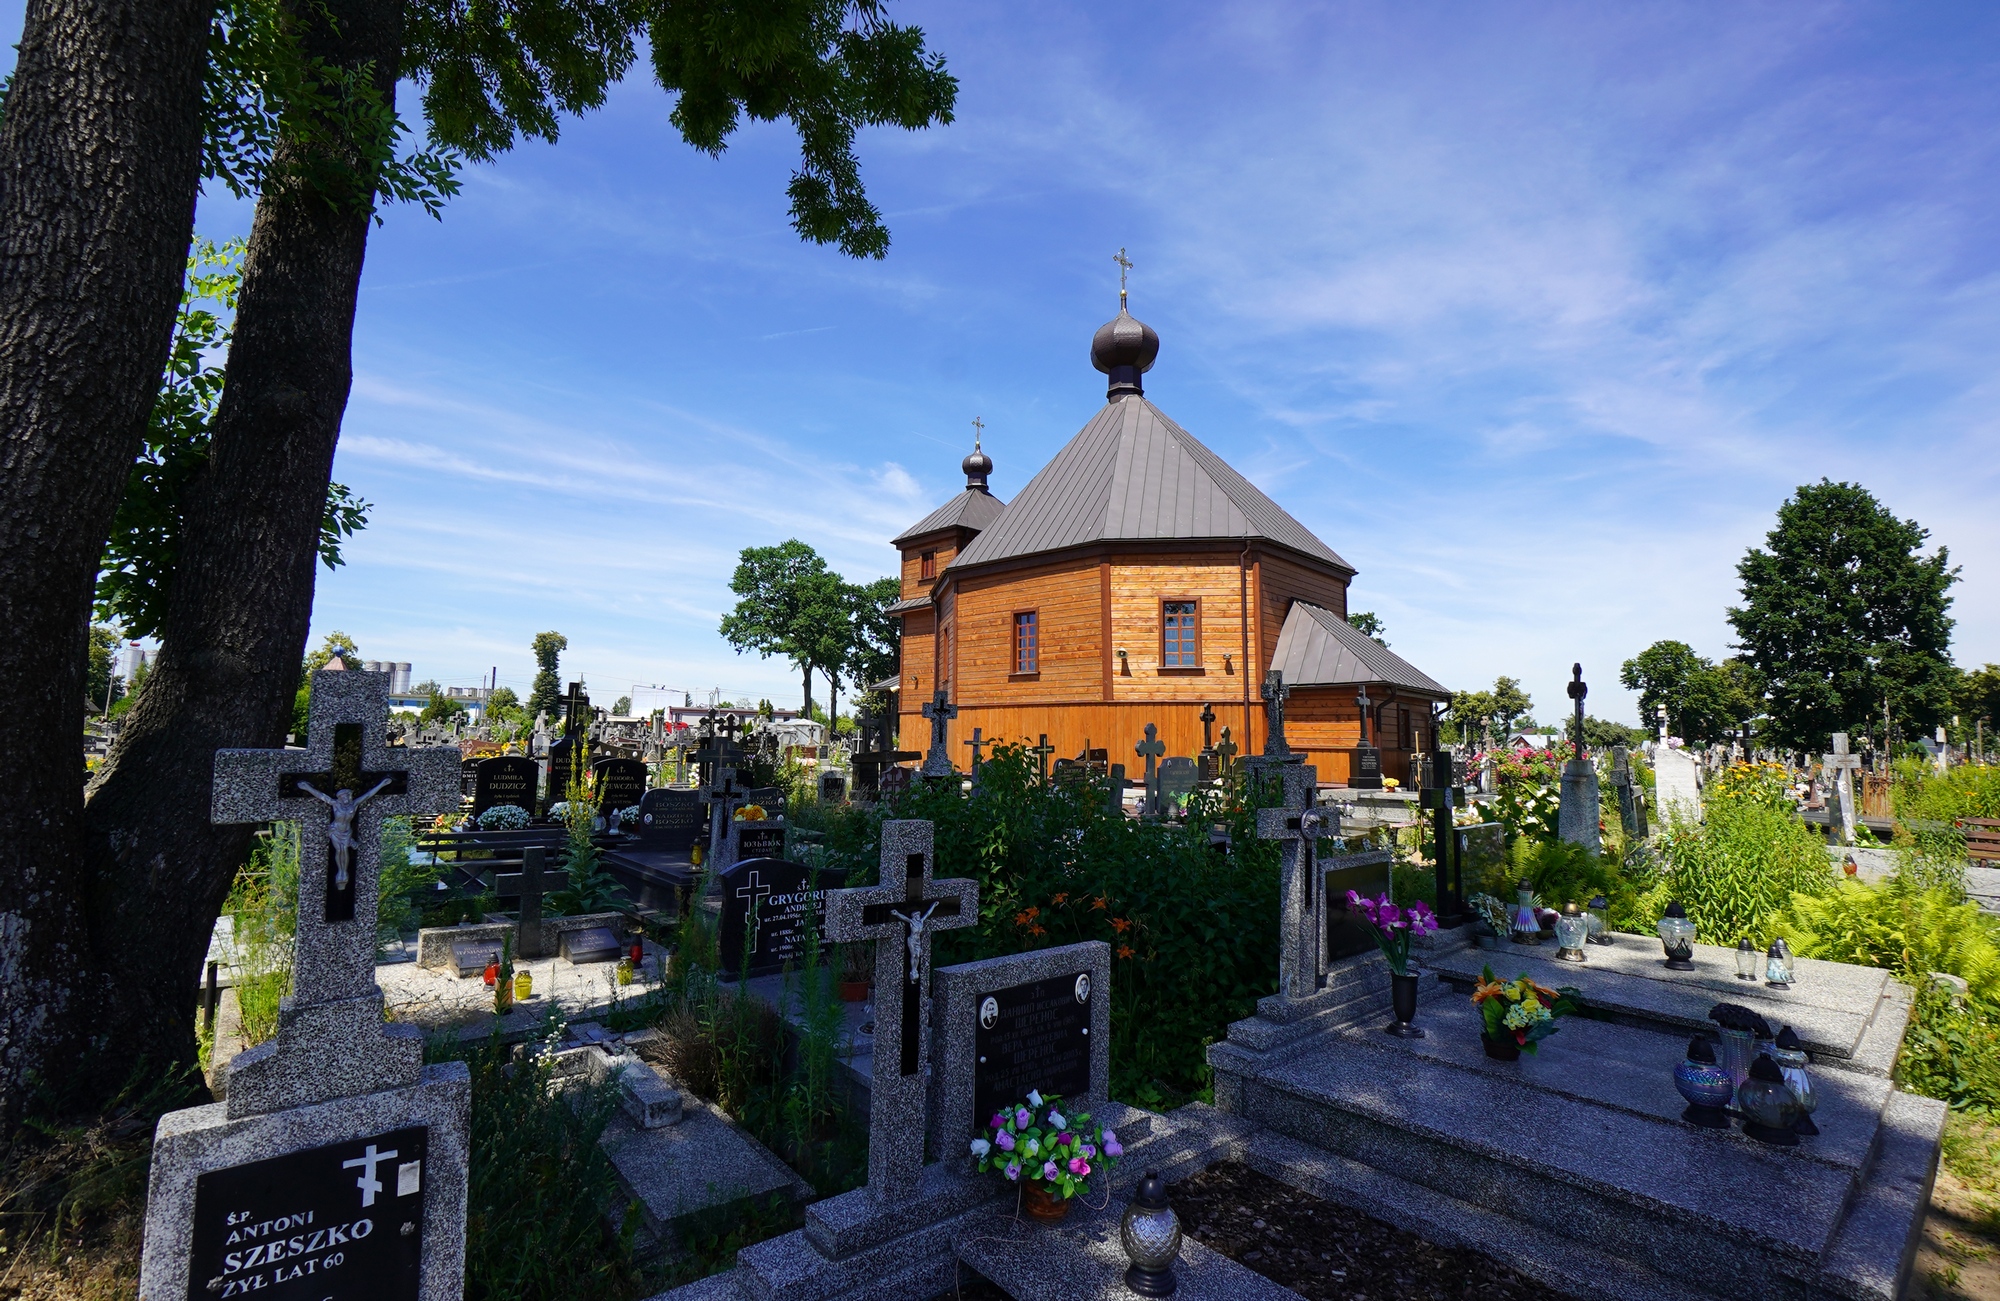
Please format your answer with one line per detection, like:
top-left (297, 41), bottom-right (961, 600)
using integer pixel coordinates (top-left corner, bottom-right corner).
top-left (920, 688), bottom-right (958, 778)
top-left (1135, 723), bottom-right (1166, 817)
top-left (1029, 733), bottom-right (1055, 785)
top-left (1255, 764), bottom-right (1331, 1001)
top-left (1608, 744), bottom-right (1641, 837)
top-left (1200, 702), bottom-right (1217, 752)
top-left (210, 667), bottom-right (459, 1115)
top-left (1827, 732), bottom-right (1862, 847)
top-left (1106, 762), bottom-right (1129, 817)
top-left (704, 767), bottom-right (746, 871)
top-left (1261, 671), bottom-right (1291, 756)
top-left (735, 869), bottom-right (774, 953)
top-left (1566, 663), bottom-right (1588, 760)
top-left (964, 726), bottom-right (986, 786)
top-left (495, 845), bottom-right (549, 958)
top-left (1215, 725), bottom-right (1239, 772)
top-left (823, 821), bottom-right (978, 1202)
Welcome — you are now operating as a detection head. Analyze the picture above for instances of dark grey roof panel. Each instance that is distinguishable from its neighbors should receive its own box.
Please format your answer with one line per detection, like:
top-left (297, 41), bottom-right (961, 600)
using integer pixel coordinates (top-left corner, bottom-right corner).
top-left (884, 595), bottom-right (932, 615)
top-left (893, 488), bottom-right (1007, 544)
top-left (950, 398), bottom-right (1352, 572)
top-left (1271, 602), bottom-right (1451, 697)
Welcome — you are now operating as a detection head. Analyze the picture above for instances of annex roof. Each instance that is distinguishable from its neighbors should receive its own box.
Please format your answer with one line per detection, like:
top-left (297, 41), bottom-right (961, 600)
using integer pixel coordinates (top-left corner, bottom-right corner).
top-left (949, 398), bottom-right (1353, 573)
top-left (1270, 601), bottom-right (1451, 698)
top-left (893, 488), bottom-right (1007, 545)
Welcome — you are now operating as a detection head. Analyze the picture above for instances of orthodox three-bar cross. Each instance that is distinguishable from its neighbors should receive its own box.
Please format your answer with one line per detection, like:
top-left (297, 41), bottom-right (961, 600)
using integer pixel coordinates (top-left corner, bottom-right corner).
top-left (921, 688), bottom-right (958, 777)
top-left (1135, 723), bottom-right (1166, 817)
top-left (1256, 764), bottom-right (1334, 1002)
top-left (212, 668), bottom-right (459, 1010)
top-left (823, 821), bottom-right (977, 1203)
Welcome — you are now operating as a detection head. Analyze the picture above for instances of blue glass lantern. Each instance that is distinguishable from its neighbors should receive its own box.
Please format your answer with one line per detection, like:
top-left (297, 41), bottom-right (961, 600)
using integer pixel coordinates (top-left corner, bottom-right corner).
top-left (1673, 1035), bottom-right (1732, 1129)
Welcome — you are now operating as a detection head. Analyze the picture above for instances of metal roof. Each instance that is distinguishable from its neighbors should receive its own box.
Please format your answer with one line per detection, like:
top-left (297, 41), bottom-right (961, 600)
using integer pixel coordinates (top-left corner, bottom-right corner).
top-left (1270, 602), bottom-right (1451, 698)
top-left (893, 488), bottom-right (1007, 545)
top-left (884, 594), bottom-right (931, 616)
top-left (948, 397), bottom-right (1353, 573)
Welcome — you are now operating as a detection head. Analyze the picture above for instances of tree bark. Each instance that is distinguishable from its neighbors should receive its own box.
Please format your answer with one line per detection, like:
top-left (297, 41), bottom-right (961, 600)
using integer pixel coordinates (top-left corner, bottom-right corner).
top-left (0, 0), bottom-right (211, 1120)
top-left (81, 0), bottom-right (403, 1077)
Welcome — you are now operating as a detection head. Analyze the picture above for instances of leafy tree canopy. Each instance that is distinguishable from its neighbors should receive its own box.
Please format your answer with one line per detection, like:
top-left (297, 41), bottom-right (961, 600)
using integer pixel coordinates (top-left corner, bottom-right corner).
top-left (1952, 664), bottom-right (2000, 739)
top-left (1348, 611), bottom-right (1387, 645)
top-left (1618, 640), bottom-right (1761, 746)
top-left (612, 695), bottom-right (632, 716)
top-left (847, 575), bottom-right (902, 694)
top-left (1728, 480), bottom-right (1958, 750)
top-left (719, 540), bottom-right (850, 715)
top-left (528, 631), bottom-right (567, 720)
top-left (304, 631), bottom-right (360, 674)
top-left (86, 627), bottom-right (127, 714)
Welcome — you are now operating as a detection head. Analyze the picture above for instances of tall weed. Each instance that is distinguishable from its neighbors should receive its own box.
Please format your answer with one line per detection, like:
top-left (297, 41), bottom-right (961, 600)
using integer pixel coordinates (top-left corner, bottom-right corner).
top-left (1654, 802), bottom-right (1833, 944)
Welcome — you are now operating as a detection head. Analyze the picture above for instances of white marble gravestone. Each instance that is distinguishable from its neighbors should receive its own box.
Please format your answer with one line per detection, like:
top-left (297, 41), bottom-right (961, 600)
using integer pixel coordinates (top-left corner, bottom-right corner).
top-left (1653, 742), bottom-right (1703, 823)
top-left (139, 668), bottom-right (467, 1301)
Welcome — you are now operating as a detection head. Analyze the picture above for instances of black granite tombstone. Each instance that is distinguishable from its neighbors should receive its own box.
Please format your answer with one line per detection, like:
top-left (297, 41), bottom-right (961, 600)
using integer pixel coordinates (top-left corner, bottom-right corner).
top-left (1350, 745), bottom-right (1384, 790)
top-left (633, 788), bottom-right (702, 850)
top-left (472, 755), bottom-right (539, 815)
top-left (560, 926), bottom-right (622, 964)
top-left (734, 821), bottom-right (787, 864)
top-left (592, 757), bottom-right (649, 817)
top-left (189, 1126), bottom-right (427, 1301)
top-left (716, 857), bottom-right (847, 978)
top-left (818, 770), bottom-right (847, 803)
top-left (1323, 853), bottom-right (1395, 962)
top-left (972, 971), bottom-right (1095, 1126)
top-left (458, 756), bottom-right (480, 798)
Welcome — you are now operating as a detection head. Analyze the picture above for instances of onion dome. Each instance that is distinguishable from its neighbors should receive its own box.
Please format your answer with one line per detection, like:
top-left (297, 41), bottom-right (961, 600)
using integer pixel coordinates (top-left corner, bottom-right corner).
top-left (1091, 293), bottom-right (1159, 399)
top-left (963, 440), bottom-right (993, 493)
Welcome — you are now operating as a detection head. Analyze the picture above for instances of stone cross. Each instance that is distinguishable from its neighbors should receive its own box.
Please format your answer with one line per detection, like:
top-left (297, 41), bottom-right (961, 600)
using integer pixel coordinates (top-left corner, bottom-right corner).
top-left (1356, 686), bottom-right (1373, 747)
top-left (920, 688), bottom-right (957, 778)
top-left (562, 680), bottom-right (589, 739)
top-left (704, 766), bottom-right (745, 872)
top-left (1215, 725), bottom-right (1239, 771)
top-left (1567, 663), bottom-right (1588, 760)
top-left (1030, 733), bottom-right (1055, 784)
top-left (210, 668), bottom-right (459, 1116)
top-left (1135, 723), bottom-right (1166, 816)
top-left (963, 726), bottom-right (986, 785)
top-left (1827, 732), bottom-right (1862, 847)
top-left (823, 821), bottom-right (977, 1202)
top-left (1200, 702), bottom-right (1217, 752)
top-left (1256, 764), bottom-right (1330, 1001)
top-left (1261, 671), bottom-right (1291, 756)
top-left (495, 845), bottom-right (549, 958)
top-left (1106, 762), bottom-right (1129, 816)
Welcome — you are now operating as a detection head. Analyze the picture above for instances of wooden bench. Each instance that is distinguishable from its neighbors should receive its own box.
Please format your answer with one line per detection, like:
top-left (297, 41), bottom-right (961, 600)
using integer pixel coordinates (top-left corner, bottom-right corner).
top-left (1959, 817), bottom-right (2000, 864)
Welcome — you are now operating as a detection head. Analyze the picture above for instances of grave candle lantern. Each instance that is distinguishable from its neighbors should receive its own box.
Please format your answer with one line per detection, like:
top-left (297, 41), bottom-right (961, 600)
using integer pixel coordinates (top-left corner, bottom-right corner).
top-left (1737, 1054), bottom-right (1802, 1146)
top-left (1510, 880), bottom-right (1543, 945)
top-left (1656, 901), bottom-right (1696, 970)
top-left (1586, 894), bottom-right (1612, 945)
top-left (1673, 1035), bottom-right (1733, 1129)
top-left (1765, 937), bottom-right (1795, 989)
top-left (1555, 903), bottom-right (1589, 962)
top-left (1771, 1026), bottom-right (1819, 1135)
top-left (1735, 938), bottom-right (1758, 980)
top-left (1121, 1170), bottom-right (1183, 1297)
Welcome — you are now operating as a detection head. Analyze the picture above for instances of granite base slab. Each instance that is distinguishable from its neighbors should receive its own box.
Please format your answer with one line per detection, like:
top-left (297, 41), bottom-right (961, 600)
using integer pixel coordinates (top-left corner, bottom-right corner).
top-left (600, 1098), bottom-right (812, 1242)
top-left (140, 1063), bottom-right (470, 1301)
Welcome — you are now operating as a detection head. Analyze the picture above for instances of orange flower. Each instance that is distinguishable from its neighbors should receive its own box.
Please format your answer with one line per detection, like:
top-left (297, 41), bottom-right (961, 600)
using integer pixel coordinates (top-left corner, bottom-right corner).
top-left (1025, 906), bottom-right (1040, 920)
top-left (1090, 896), bottom-right (1109, 911)
top-left (1052, 892), bottom-right (1069, 905)
top-left (1029, 925), bottom-right (1046, 938)
top-left (1108, 917), bottom-right (1133, 934)
top-left (1116, 945), bottom-right (1135, 959)
top-left (1471, 977), bottom-right (1507, 1005)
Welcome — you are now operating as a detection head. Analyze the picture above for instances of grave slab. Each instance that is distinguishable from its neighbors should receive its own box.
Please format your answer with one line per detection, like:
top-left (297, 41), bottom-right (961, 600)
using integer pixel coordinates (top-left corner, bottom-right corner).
top-left (600, 1098), bottom-right (813, 1242)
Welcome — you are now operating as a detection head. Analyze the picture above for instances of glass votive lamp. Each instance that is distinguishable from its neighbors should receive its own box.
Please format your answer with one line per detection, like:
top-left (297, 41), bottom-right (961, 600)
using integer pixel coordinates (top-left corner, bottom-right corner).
top-left (1586, 894), bottom-right (1612, 945)
top-left (1765, 937), bottom-right (1795, 989)
top-left (1736, 1054), bottom-right (1802, 1146)
top-left (1510, 880), bottom-right (1543, 946)
top-left (1555, 903), bottom-right (1589, 962)
top-left (1735, 937), bottom-right (1758, 980)
top-left (1121, 1170), bottom-right (1183, 1296)
top-left (1771, 1026), bottom-right (1818, 1136)
top-left (1673, 1035), bottom-right (1733, 1129)
top-left (1656, 901), bottom-right (1696, 970)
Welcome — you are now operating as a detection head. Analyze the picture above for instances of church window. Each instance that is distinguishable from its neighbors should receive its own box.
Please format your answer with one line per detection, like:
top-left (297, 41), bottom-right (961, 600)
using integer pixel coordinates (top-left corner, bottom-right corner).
top-left (1162, 600), bottom-right (1199, 667)
top-left (920, 551), bottom-right (937, 580)
top-left (1014, 611), bottom-right (1039, 674)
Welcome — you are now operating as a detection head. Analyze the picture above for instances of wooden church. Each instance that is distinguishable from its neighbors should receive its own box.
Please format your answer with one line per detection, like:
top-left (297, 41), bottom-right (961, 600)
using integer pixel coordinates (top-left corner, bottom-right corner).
top-left (887, 289), bottom-right (1451, 786)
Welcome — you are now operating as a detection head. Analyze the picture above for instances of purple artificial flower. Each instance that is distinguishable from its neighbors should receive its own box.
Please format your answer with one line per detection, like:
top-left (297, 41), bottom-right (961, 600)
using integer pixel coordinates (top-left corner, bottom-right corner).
top-left (1069, 1157), bottom-right (1090, 1176)
top-left (991, 1112), bottom-right (1006, 1130)
top-left (1381, 902), bottom-right (1403, 929)
top-left (1346, 889), bottom-right (1376, 923)
top-left (995, 1130), bottom-right (1015, 1152)
top-left (1059, 1132), bottom-right (1074, 1148)
top-left (1043, 1160), bottom-right (1059, 1181)
top-left (1104, 1135), bottom-right (1124, 1157)
top-left (1004, 1161), bottom-right (1021, 1182)
top-left (1015, 1107), bottom-right (1032, 1128)
top-left (1082, 1143), bottom-right (1096, 1159)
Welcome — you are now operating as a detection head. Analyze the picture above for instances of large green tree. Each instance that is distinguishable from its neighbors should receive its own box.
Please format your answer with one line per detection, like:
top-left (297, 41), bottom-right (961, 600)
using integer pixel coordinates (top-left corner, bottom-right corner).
top-left (65, 0), bottom-right (956, 1096)
top-left (720, 540), bottom-right (851, 718)
top-left (527, 631), bottom-right (568, 720)
top-left (1728, 481), bottom-right (1958, 751)
top-left (1618, 640), bottom-right (1761, 746)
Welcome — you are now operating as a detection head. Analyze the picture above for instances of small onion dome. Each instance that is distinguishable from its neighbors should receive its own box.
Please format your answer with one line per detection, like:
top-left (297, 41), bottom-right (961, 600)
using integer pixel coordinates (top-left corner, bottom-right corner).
top-left (963, 443), bottom-right (993, 493)
top-left (1091, 299), bottom-right (1160, 399)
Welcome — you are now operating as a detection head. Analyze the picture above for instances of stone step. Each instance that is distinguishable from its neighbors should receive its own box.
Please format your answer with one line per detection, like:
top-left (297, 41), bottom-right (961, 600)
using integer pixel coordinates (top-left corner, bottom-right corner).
top-left (1210, 992), bottom-right (1944, 1301)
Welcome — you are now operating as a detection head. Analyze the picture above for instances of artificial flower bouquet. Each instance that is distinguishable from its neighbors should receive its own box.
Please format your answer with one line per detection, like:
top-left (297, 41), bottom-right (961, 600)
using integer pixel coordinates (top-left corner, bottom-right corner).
top-left (1471, 965), bottom-right (1580, 1054)
top-left (970, 1090), bottom-right (1122, 1199)
top-left (1346, 891), bottom-right (1439, 977)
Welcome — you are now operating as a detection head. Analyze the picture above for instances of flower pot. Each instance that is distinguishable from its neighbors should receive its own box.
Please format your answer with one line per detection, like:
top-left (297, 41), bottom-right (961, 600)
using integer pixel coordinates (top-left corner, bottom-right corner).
top-left (838, 980), bottom-right (870, 1003)
top-left (1481, 1033), bottom-right (1521, 1061)
top-left (1022, 1180), bottom-right (1071, 1222)
top-left (1383, 972), bottom-right (1425, 1038)
top-left (1474, 928), bottom-right (1501, 951)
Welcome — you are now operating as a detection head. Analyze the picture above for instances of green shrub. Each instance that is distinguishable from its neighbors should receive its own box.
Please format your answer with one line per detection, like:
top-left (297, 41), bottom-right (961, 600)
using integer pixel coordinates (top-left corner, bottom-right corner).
top-left (1891, 758), bottom-right (2000, 887)
top-left (1896, 983), bottom-right (2000, 1114)
top-left (1653, 802), bottom-right (1833, 945)
top-left (1784, 876), bottom-right (2000, 1003)
top-left (1482, 746), bottom-right (1565, 845)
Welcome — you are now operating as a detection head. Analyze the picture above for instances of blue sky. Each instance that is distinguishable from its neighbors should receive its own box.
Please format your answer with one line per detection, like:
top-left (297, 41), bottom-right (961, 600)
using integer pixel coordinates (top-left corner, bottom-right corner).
top-left (9, 2), bottom-right (1998, 728)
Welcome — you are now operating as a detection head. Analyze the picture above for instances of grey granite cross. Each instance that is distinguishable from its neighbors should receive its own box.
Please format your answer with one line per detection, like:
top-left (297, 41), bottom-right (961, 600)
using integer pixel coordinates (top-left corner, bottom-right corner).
top-left (964, 726), bottom-right (985, 787)
top-left (211, 667), bottom-right (459, 1116)
top-left (1135, 723), bottom-right (1166, 817)
top-left (1106, 762), bottom-right (1129, 817)
top-left (1256, 764), bottom-right (1331, 1001)
top-left (1215, 725), bottom-right (1239, 772)
top-left (1029, 734), bottom-right (1055, 784)
top-left (703, 766), bottom-right (745, 874)
top-left (1261, 671), bottom-right (1291, 756)
top-left (920, 688), bottom-right (958, 778)
top-left (823, 821), bottom-right (978, 1202)
top-left (1826, 732), bottom-right (1862, 847)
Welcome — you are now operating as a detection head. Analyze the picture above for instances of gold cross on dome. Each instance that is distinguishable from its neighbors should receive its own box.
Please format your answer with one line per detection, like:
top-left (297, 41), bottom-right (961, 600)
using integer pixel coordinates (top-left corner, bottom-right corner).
top-left (970, 415), bottom-right (983, 448)
top-left (1113, 247), bottom-right (1133, 303)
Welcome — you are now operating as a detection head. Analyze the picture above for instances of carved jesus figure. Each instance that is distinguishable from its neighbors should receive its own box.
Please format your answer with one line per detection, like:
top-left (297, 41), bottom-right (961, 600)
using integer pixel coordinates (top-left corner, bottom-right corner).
top-left (888, 901), bottom-right (941, 983)
top-left (297, 777), bottom-right (394, 889)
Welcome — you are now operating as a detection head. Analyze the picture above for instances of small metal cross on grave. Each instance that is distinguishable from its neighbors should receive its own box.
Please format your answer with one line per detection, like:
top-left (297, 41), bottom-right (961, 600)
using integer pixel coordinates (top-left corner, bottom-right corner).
top-left (1355, 686), bottom-right (1373, 747)
top-left (735, 869), bottom-right (773, 953)
top-left (920, 688), bottom-right (958, 778)
top-left (1262, 671), bottom-right (1291, 756)
top-left (1135, 723), bottom-right (1166, 817)
top-left (1827, 732), bottom-right (1863, 846)
top-left (1567, 663), bottom-right (1588, 761)
top-left (1200, 702), bottom-right (1217, 753)
top-left (1257, 766), bottom-right (1338, 1002)
top-left (824, 821), bottom-right (977, 1203)
top-left (964, 727), bottom-right (985, 786)
top-left (212, 668), bottom-right (459, 1011)
top-left (1029, 734), bottom-right (1055, 785)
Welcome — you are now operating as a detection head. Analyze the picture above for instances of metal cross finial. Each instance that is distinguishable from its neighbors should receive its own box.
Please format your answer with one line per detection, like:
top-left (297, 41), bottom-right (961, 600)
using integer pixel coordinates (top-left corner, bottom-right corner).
top-left (971, 415), bottom-right (984, 450)
top-left (1113, 247), bottom-right (1133, 306)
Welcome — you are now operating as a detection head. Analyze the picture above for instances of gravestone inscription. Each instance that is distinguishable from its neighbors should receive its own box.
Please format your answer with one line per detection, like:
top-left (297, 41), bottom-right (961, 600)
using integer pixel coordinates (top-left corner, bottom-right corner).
top-left (633, 788), bottom-right (702, 850)
top-left (593, 757), bottom-right (649, 817)
top-left (974, 973), bottom-right (1093, 1126)
top-left (717, 858), bottom-right (848, 978)
top-left (458, 755), bottom-right (480, 799)
top-left (472, 755), bottom-right (538, 816)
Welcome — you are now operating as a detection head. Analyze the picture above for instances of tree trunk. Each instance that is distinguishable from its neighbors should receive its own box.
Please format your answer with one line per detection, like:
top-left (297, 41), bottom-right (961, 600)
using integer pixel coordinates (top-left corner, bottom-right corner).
top-left (81, 0), bottom-right (402, 1078)
top-left (803, 663), bottom-right (814, 722)
top-left (0, 0), bottom-right (211, 1120)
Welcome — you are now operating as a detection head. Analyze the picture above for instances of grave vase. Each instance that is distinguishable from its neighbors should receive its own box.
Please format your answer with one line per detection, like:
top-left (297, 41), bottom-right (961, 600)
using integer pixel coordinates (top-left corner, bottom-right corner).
top-left (1480, 1032), bottom-right (1522, 1061)
top-left (1023, 1179), bottom-right (1072, 1223)
top-left (1385, 972), bottom-right (1425, 1039)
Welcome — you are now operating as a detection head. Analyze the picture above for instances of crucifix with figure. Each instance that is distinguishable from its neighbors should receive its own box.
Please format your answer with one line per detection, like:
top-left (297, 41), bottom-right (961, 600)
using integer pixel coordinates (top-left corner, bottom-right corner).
top-left (1567, 663), bottom-right (1588, 761)
top-left (1261, 671), bottom-right (1291, 756)
top-left (1256, 764), bottom-right (1333, 1002)
top-left (920, 687), bottom-right (957, 778)
top-left (1135, 723), bottom-right (1166, 817)
top-left (823, 821), bottom-right (977, 1202)
top-left (209, 667), bottom-right (459, 1111)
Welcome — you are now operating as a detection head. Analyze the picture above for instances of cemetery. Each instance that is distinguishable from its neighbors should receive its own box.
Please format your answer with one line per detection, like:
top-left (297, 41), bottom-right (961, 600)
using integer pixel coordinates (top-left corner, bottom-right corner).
top-left (6, 9), bottom-right (2000, 1301)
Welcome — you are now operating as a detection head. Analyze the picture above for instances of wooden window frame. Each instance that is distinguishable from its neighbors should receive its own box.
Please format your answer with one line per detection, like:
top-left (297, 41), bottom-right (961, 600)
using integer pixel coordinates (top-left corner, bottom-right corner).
top-left (1160, 597), bottom-right (1202, 672)
top-left (919, 550), bottom-right (937, 581)
top-left (1011, 609), bottom-right (1040, 678)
